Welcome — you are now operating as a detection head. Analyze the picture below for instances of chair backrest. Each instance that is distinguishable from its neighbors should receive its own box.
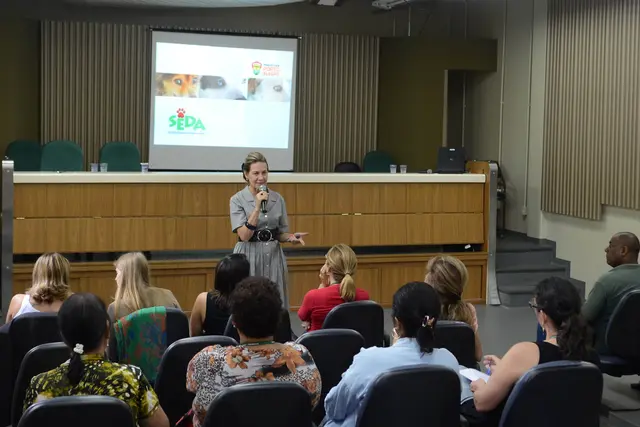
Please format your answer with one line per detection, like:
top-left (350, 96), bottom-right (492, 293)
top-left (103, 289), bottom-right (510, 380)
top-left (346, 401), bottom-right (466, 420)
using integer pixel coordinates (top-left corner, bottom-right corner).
top-left (166, 308), bottom-right (190, 345)
top-left (204, 382), bottom-right (312, 427)
top-left (18, 396), bottom-right (136, 427)
top-left (9, 313), bottom-right (62, 379)
top-left (99, 142), bottom-right (141, 172)
top-left (322, 301), bottom-right (384, 348)
top-left (334, 162), bottom-right (362, 173)
top-left (155, 336), bottom-right (238, 426)
top-left (356, 365), bottom-right (461, 427)
top-left (224, 309), bottom-right (292, 344)
top-left (40, 140), bottom-right (84, 172)
top-left (107, 307), bottom-right (188, 383)
top-left (296, 329), bottom-right (364, 425)
top-left (499, 361), bottom-right (602, 427)
top-left (434, 320), bottom-right (477, 368)
top-left (362, 150), bottom-right (394, 173)
top-left (606, 289), bottom-right (640, 359)
top-left (5, 140), bottom-right (42, 171)
top-left (12, 342), bottom-right (69, 427)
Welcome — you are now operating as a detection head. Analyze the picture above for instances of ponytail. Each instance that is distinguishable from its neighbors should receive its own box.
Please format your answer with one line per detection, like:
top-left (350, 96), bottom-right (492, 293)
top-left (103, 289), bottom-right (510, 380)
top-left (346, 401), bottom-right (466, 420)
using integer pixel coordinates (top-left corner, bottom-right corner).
top-left (557, 313), bottom-right (591, 360)
top-left (339, 273), bottom-right (356, 302)
top-left (57, 293), bottom-right (110, 386)
top-left (68, 352), bottom-right (84, 385)
top-left (416, 316), bottom-right (436, 354)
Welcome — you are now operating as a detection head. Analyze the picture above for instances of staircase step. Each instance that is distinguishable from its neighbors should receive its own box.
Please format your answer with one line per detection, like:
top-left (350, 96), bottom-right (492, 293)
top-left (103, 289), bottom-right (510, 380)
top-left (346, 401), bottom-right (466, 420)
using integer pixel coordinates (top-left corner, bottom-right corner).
top-left (497, 249), bottom-right (555, 269)
top-left (497, 231), bottom-right (556, 252)
top-left (497, 263), bottom-right (569, 285)
top-left (498, 277), bottom-right (586, 307)
top-left (496, 262), bottom-right (567, 273)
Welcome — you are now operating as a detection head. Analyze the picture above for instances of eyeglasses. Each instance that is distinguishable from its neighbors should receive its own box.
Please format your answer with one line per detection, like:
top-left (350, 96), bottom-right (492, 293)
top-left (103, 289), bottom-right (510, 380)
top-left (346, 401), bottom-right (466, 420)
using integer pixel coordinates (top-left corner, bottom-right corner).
top-left (528, 299), bottom-right (541, 311)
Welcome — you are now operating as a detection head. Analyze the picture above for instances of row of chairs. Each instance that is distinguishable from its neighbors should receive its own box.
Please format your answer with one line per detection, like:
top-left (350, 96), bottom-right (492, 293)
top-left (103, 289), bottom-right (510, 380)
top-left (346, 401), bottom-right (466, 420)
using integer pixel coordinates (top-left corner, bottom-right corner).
top-left (5, 140), bottom-right (142, 172)
top-left (8, 327), bottom-right (362, 427)
top-left (1, 301), bottom-right (477, 427)
top-left (17, 359), bottom-right (603, 427)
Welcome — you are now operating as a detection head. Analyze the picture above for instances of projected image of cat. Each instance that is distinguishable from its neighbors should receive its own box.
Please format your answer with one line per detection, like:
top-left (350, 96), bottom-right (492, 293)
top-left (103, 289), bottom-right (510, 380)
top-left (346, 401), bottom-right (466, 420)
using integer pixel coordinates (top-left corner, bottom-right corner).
top-left (155, 73), bottom-right (200, 97)
top-left (199, 76), bottom-right (247, 100)
top-left (247, 78), bottom-right (291, 102)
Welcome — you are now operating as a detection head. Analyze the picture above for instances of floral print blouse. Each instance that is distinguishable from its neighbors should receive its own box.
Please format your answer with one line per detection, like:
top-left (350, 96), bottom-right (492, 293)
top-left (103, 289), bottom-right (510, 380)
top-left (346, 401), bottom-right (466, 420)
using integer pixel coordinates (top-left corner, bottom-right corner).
top-left (186, 342), bottom-right (322, 427)
top-left (24, 354), bottom-right (160, 421)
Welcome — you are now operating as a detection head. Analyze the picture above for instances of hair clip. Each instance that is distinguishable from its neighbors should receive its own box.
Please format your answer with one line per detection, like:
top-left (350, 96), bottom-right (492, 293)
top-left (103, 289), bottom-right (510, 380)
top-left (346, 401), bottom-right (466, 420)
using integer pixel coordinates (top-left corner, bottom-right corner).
top-left (421, 315), bottom-right (432, 328)
top-left (73, 343), bottom-right (84, 355)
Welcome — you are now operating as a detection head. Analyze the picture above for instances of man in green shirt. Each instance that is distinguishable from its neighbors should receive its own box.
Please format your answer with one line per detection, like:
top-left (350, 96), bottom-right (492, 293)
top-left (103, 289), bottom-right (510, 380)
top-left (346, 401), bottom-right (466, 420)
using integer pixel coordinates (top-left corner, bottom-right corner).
top-left (582, 232), bottom-right (640, 354)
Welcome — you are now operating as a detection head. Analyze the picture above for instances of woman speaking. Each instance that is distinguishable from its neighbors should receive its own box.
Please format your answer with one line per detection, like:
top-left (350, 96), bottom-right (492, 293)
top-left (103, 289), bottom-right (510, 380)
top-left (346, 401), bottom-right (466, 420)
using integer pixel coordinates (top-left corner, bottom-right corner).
top-left (230, 152), bottom-right (306, 308)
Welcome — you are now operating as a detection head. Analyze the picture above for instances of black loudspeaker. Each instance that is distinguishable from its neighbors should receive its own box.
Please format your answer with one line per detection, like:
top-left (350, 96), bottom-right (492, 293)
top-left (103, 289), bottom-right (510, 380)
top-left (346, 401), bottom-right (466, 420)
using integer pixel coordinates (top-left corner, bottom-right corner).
top-left (436, 147), bottom-right (466, 174)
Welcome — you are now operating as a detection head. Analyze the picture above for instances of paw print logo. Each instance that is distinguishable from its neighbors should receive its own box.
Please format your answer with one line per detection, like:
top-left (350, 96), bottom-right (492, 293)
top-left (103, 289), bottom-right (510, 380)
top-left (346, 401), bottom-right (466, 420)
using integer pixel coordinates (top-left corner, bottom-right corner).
top-left (176, 108), bottom-right (186, 118)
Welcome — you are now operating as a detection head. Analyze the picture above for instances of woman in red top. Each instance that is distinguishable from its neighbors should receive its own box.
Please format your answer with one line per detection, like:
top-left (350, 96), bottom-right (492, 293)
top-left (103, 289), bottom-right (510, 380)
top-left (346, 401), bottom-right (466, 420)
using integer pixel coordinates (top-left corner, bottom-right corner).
top-left (298, 244), bottom-right (370, 332)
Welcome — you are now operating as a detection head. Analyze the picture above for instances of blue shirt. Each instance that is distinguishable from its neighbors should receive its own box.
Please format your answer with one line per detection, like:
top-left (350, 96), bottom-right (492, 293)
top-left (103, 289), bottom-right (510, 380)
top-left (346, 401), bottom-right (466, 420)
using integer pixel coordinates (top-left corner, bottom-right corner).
top-left (324, 338), bottom-right (473, 427)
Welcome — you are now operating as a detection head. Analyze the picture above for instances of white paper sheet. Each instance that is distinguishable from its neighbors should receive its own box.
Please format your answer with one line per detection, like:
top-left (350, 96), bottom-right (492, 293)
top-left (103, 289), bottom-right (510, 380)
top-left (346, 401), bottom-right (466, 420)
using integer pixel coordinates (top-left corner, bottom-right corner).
top-left (460, 368), bottom-right (490, 383)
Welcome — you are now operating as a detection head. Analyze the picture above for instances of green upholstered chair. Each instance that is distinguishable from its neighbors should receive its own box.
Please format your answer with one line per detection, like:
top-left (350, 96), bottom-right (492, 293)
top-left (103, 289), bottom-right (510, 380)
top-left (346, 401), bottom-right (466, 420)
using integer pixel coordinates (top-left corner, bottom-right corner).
top-left (4, 140), bottom-right (42, 171)
top-left (99, 141), bottom-right (141, 172)
top-left (40, 140), bottom-right (84, 172)
top-left (362, 150), bottom-right (395, 173)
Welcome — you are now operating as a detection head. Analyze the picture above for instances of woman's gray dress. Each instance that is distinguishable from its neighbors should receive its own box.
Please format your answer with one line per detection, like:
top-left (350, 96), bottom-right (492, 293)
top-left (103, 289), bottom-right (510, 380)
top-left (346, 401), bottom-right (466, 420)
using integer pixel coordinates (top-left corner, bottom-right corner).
top-left (230, 186), bottom-right (290, 308)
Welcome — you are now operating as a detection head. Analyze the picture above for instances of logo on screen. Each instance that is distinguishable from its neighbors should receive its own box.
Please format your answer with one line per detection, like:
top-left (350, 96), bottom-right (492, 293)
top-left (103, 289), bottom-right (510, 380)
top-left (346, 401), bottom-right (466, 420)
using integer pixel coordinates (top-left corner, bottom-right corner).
top-left (168, 108), bottom-right (206, 134)
top-left (252, 61), bottom-right (263, 75)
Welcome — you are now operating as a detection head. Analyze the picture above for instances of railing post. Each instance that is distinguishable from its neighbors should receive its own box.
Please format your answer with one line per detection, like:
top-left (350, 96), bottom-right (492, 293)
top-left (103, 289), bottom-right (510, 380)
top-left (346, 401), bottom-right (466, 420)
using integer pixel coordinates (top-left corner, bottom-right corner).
top-left (487, 162), bottom-right (500, 305)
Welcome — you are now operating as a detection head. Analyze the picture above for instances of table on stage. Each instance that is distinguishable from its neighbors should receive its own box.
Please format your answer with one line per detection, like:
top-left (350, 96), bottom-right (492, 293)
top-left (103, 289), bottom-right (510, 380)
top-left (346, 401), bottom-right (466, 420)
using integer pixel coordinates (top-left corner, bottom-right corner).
top-left (4, 162), bottom-right (495, 312)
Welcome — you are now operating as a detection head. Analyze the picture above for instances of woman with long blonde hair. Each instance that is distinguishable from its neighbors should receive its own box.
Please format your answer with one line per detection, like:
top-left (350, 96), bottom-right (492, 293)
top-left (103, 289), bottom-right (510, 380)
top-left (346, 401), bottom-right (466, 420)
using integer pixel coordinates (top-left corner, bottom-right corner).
top-left (425, 255), bottom-right (483, 362)
top-left (108, 252), bottom-right (181, 321)
top-left (6, 253), bottom-right (72, 322)
top-left (298, 244), bottom-right (370, 331)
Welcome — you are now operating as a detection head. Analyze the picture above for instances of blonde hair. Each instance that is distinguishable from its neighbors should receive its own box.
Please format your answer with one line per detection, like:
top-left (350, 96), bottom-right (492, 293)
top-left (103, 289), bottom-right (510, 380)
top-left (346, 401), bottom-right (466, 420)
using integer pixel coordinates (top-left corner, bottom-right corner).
top-left (326, 244), bottom-right (358, 301)
top-left (241, 152), bottom-right (268, 183)
top-left (28, 253), bottom-right (71, 304)
top-left (425, 256), bottom-right (475, 326)
top-left (114, 252), bottom-right (150, 316)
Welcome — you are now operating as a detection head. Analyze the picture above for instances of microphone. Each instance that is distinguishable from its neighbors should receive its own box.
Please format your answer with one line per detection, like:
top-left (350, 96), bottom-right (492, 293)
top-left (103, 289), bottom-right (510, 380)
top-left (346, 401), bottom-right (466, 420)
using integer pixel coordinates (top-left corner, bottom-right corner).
top-left (258, 184), bottom-right (269, 213)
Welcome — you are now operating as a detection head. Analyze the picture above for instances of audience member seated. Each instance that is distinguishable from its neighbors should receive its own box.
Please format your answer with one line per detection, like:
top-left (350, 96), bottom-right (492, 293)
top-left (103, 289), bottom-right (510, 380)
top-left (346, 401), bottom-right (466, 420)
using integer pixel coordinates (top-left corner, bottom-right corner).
top-left (108, 252), bottom-right (181, 321)
top-left (582, 232), bottom-right (640, 354)
top-left (426, 255), bottom-right (483, 361)
top-left (6, 253), bottom-right (71, 323)
top-left (298, 244), bottom-right (370, 332)
top-left (189, 253), bottom-right (250, 336)
top-left (462, 277), bottom-right (599, 427)
top-left (23, 293), bottom-right (169, 427)
top-left (186, 277), bottom-right (321, 427)
top-left (322, 282), bottom-right (473, 427)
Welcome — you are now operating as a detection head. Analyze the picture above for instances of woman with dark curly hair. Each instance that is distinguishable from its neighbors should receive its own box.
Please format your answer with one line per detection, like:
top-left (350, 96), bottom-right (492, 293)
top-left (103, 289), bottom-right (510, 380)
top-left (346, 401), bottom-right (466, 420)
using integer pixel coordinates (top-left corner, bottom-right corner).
top-left (186, 276), bottom-right (321, 427)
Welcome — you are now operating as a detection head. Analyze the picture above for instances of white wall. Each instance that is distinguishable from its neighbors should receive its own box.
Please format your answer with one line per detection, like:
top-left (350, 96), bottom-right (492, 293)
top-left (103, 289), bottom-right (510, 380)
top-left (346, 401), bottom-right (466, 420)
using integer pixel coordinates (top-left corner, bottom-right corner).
top-left (465, 0), bottom-right (537, 234)
top-left (465, 0), bottom-right (637, 293)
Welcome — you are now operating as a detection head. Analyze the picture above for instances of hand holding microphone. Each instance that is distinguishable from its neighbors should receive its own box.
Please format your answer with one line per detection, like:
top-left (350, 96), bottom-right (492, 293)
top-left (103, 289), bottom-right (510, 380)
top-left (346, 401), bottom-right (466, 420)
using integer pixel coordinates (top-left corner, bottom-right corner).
top-left (256, 184), bottom-right (269, 213)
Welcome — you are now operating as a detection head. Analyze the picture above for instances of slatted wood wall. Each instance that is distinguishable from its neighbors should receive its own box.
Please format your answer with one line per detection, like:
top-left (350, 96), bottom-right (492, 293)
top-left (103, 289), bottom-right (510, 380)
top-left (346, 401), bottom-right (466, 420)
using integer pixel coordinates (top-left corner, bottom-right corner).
top-left (543, 0), bottom-right (640, 219)
top-left (40, 21), bottom-right (379, 172)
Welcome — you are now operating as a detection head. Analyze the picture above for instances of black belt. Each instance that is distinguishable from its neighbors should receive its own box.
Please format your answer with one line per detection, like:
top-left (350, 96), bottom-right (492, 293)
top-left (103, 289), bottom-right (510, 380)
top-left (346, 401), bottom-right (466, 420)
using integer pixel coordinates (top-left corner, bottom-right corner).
top-left (246, 228), bottom-right (279, 243)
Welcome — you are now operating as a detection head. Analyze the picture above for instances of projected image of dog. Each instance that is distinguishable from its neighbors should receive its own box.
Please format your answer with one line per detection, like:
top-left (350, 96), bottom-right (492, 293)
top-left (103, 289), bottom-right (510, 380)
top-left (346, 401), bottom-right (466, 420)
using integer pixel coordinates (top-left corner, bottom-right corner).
top-left (247, 78), bottom-right (291, 102)
top-left (199, 76), bottom-right (247, 100)
top-left (155, 73), bottom-right (200, 97)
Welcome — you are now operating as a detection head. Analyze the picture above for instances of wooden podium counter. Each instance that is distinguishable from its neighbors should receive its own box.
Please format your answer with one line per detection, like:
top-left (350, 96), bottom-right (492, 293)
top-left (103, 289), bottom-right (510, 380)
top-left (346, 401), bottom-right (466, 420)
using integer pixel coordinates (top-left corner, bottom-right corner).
top-left (10, 168), bottom-right (491, 308)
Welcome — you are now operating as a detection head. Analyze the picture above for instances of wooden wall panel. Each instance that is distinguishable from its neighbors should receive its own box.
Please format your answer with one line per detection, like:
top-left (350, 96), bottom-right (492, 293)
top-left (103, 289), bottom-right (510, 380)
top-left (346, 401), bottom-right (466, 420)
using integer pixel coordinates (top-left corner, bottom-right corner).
top-left (14, 182), bottom-right (486, 253)
top-left (40, 22), bottom-right (378, 173)
top-left (543, 0), bottom-right (640, 219)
